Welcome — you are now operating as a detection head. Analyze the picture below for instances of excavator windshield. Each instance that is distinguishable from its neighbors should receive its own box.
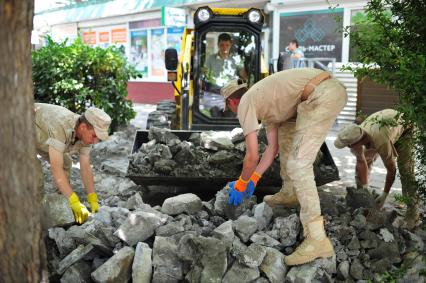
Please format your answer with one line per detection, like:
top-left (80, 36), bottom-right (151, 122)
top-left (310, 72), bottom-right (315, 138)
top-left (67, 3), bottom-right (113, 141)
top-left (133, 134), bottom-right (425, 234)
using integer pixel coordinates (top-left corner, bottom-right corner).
top-left (198, 30), bottom-right (258, 118)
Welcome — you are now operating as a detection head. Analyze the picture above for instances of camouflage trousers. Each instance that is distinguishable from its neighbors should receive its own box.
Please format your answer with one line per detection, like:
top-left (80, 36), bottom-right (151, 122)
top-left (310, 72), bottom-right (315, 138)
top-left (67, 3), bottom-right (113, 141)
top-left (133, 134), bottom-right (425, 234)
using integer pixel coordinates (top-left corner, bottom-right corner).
top-left (35, 153), bottom-right (72, 200)
top-left (277, 78), bottom-right (347, 225)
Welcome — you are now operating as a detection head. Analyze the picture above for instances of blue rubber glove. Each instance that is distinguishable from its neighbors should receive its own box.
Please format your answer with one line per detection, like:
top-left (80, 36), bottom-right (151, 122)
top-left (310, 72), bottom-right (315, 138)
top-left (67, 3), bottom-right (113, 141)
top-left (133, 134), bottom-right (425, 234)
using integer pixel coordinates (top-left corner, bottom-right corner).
top-left (227, 181), bottom-right (245, 206)
top-left (245, 172), bottom-right (262, 198)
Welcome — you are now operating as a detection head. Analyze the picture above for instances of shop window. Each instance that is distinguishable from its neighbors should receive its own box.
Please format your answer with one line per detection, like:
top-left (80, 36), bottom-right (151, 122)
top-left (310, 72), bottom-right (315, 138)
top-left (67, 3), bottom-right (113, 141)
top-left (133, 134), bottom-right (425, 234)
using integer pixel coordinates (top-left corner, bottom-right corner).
top-left (279, 9), bottom-right (344, 62)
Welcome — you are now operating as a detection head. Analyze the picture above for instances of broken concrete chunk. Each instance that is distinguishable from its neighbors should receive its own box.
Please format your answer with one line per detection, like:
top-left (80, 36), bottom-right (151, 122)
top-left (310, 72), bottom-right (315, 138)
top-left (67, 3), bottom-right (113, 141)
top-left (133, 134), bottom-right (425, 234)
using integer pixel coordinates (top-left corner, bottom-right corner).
top-left (132, 242), bottom-right (152, 283)
top-left (48, 227), bottom-right (76, 257)
top-left (346, 187), bottom-right (375, 210)
top-left (155, 221), bottom-right (185, 237)
top-left (200, 131), bottom-right (234, 151)
top-left (148, 127), bottom-right (180, 144)
top-left (114, 211), bottom-right (166, 246)
top-left (208, 150), bottom-right (237, 164)
top-left (124, 193), bottom-right (144, 211)
top-left (91, 246), bottom-right (135, 283)
top-left (239, 243), bottom-right (267, 268)
top-left (273, 214), bottom-right (300, 247)
top-left (42, 194), bottom-right (75, 229)
top-left (212, 220), bottom-right (235, 248)
top-left (259, 247), bottom-right (287, 283)
top-left (58, 244), bottom-right (94, 275)
top-left (213, 187), bottom-right (257, 220)
top-left (222, 261), bottom-right (260, 283)
top-left (253, 202), bottom-right (273, 231)
top-left (230, 128), bottom-right (245, 144)
top-left (152, 236), bottom-right (183, 282)
top-left (60, 261), bottom-right (91, 283)
top-left (250, 232), bottom-right (281, 248)
top-left (233, 215), bottom-right (258, 243)
top-left (161, 193), bottom-right (202, 216)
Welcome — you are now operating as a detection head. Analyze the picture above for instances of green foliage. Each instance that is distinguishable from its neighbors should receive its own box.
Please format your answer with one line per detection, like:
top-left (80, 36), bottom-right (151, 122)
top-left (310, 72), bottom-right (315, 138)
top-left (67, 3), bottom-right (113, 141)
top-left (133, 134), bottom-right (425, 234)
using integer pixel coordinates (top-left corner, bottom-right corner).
top-left (343, 0), bottom-right (426, 209)
top-left (32, 36), bottom-right (142, 131)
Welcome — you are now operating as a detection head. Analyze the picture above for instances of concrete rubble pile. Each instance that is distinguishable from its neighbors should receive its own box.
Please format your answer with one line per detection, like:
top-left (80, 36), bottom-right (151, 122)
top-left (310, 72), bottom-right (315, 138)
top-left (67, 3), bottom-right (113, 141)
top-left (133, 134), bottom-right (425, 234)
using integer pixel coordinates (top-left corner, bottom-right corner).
top-left (41, 127), bottom-right (426, 283)
top-left (128, 127), bottom-right (337, 184)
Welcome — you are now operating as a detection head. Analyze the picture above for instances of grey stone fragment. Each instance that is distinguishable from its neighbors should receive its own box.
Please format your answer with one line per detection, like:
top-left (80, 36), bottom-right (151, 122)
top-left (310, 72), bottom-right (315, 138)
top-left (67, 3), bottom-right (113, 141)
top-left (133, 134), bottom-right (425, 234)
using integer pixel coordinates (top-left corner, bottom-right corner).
top-left (132, 242), bottom-right (152, 283)
top-left (148, 127), bottom-right (180, 144)
top-left (124, 192), bottom-right (144, 210)
top-left (253, 278), bottom-right (269, 283)
top-left (250, 232), bottom-right (281, 248)
top-left (285, 256), bottom-right (336, 283)
top-left (253, 202), bottom-right (273, 231)
top-left (48, 227), bottom-right (76, 257)
top-left (161, 193), bottom-right (202, 215)
top-left (222, 261), bottom-right (260, 283)
top-left (109, 207), bottom-right (130, 228)
top-left (67, 226), bottom-right (113, 256)
top-left (239, 244), bottom-right (267, 268)
top-left (403, 230), bottom-right (425, 252)
top-left (346, 187), bottom-right (375, 209)
top-left (152, 236), bottom-right (183, 282)
top-left (213, 187), bottom-right (256, 220)
top-left (368, 241), bottom-right (401, 264)
top-left (211, 220), bottom-right (234, 248)
top-left (259, 247), bottom-right (287, 283)
top-left (208, 150), bottom-right (236, 164)
top-left (92, 207), bottom-right (113, 226)
top-left (233, 215), bottom-right (258, 243)
top-left (371, 258), bottom-right (392, 274)
top-left (350, 258), bottom-right (364, 280)
top-left (273, 214), bottom-right (300, 247)
top-left (42, 194), bottom-right (75, 229)
top-left (350, 214), bottom-right (367, 229)
top-left (174, 141), bottom-right (195, 164)
top-left (91, 246), bottom-right (135, 283)
top-left (101, 158), bottom-right (128, 177)
top-left (230, 237), bottom-right (247, 260)
top-left (337, 260), bottom-right (350, 280)
top-left (359, 230), bottom-right (379, 249)
top-left (153, 159), bottom-right (176, 174)
top-left (58, 244), bottom-right (94, 275)
top-left (234, 142), bottom-right (245, 152)
top-left (114, 211), bottom-right (166, 246)
top-left (347, 235), bottom-right (361, 250)
top-left (399, 252), bottom-right (426, 283)
top-left (379, 228), bottom-right (395, 243)
top-left (200, 131), bottom-right (234, 151)
top-left (230, 128), bottom-right (245, 144)
top-left (60, 261), bottom-right (91, 283)
top-left (155, 221), bottom-right (185, 237)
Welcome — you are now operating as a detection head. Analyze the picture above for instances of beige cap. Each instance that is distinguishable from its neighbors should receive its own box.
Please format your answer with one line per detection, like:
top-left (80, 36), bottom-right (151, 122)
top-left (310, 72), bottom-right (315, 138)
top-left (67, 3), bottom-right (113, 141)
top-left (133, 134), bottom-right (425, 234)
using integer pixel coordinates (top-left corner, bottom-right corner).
top-left (84, 107), bottom-right (112, 141)
top-left (334, 124), bottom-right (364, 149)
top-left (220, 79), bottom-right (248, 100)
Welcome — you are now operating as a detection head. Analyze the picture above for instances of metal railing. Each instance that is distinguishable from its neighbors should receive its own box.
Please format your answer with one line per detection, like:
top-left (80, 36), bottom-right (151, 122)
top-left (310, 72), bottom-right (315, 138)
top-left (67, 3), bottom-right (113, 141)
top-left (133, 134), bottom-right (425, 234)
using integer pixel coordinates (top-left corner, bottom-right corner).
top-left (270, 55), bottom-right (337, 74)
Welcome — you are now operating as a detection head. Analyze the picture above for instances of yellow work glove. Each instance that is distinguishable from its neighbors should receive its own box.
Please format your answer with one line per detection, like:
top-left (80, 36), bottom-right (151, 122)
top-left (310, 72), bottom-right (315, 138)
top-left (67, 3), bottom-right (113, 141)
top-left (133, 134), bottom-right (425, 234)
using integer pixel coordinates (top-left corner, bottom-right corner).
top-left (87, 192), bottom-right (100, 213)
top-left (68, 192), bottom-right (89, 224)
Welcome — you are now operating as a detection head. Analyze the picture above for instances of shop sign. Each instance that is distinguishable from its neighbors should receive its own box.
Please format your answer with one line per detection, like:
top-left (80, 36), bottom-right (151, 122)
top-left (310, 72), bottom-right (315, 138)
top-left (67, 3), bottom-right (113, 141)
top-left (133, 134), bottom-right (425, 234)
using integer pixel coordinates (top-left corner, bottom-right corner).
top-left (280, 9), bottom-right (343, 61)
top-left (82, 31), bottom-right (96, 45)
top-left (111, 28), bottom-right (127, 43)
top-left (162, 7), bottom-right (186, 27)
top-left (99, 31), bottom-right (110, 43)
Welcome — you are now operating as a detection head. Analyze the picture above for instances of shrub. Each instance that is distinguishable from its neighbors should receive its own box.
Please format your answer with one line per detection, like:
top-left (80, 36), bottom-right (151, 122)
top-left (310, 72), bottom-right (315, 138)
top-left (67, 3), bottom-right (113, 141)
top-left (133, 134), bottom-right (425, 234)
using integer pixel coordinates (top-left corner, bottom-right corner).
top-left (343, 0), bottom-right (426, 217)
top-left (33, 36), bottom-right (142, 131)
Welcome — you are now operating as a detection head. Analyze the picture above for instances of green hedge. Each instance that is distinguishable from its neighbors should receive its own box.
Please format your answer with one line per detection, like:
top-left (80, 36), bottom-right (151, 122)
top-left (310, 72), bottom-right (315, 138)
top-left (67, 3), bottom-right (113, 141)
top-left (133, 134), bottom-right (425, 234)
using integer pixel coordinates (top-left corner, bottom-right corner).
top-left (33, 36), bottom-right (142, 131)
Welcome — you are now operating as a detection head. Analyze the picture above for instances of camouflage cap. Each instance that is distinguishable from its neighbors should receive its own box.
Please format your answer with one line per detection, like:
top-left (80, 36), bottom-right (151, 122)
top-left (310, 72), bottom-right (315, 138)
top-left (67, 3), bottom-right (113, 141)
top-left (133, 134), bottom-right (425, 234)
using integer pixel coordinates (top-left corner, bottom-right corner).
top-left (220, 79), bottom-right (248, 100)
top-left (84, 107), bottom-right (111, 141)
top-left (334, 124), bottom-right (364, 149)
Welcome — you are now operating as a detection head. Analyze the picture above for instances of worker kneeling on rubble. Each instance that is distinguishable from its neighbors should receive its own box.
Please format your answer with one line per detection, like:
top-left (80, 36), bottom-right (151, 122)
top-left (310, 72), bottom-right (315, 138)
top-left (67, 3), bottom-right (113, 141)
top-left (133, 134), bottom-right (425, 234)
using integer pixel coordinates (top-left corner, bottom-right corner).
top-left (35, 103), bottom-right (111, 224)
top-left (334, 109), bottom-right (419, 229)
top-left (221, 68), bottom-right (347, 266)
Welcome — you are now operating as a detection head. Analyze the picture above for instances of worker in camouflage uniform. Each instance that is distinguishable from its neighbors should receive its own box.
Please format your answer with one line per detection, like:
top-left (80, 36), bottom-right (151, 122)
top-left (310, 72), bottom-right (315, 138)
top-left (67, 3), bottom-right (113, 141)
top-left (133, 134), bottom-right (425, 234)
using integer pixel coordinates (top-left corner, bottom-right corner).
top-left (334, 109), bottom-right (419, 229)
top-left (35, 103), bottom-right (111, 224)
top-left (221, 68), bottom-right (347, 265)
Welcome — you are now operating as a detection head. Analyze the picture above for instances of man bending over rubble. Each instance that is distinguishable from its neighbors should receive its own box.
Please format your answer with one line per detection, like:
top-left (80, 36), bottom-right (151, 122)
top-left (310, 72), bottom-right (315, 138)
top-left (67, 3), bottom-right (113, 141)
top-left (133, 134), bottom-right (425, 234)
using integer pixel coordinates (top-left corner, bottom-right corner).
top-left (35, 103), bottom-right (111, 224)
top-left (220, 68), bottom-right (347, 266)
top-left (334, 109), bottom-right (419, 229)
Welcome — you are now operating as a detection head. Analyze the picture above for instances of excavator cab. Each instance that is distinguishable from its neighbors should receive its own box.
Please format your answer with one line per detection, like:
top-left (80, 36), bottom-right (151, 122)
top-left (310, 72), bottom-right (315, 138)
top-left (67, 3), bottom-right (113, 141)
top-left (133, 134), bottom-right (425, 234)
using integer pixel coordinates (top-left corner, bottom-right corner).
top-left (165, 7), bottom-right (266, 130)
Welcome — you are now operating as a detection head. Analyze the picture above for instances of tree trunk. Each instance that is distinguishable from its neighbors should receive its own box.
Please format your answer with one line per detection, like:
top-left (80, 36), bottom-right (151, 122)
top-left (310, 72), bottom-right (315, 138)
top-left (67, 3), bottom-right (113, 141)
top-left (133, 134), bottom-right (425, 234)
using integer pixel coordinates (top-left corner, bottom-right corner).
top-left (0, 1), bottom-right (45, 282)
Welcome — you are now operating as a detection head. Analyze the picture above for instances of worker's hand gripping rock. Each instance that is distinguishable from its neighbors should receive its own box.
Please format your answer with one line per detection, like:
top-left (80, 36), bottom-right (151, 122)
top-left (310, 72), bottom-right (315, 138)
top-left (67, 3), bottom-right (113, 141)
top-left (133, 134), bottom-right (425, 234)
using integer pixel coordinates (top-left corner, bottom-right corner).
top-left (87, 192), bottom-right (100, 213)
top-left (68, 192), bottom-right (89, 224)
top-left (228, 177), bottom-right (249, 206)
top-left (245, 172), bottom-right (262, 198)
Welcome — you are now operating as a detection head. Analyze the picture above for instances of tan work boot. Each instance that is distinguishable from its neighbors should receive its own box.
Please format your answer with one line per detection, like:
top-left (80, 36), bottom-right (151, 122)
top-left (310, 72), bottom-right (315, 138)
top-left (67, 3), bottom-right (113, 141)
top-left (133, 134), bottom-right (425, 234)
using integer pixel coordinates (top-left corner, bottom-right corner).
top-left (284, 216), bottom-right (335, 266)
top-left (263, 191), bottom-right (300, 208)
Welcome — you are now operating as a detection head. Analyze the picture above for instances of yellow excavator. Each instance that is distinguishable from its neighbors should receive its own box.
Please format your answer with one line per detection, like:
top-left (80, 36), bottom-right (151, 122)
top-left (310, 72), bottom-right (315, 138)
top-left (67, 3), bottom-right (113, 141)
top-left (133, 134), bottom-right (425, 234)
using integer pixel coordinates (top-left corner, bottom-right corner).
top-left (129, 6), bottom-right (339, 188)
